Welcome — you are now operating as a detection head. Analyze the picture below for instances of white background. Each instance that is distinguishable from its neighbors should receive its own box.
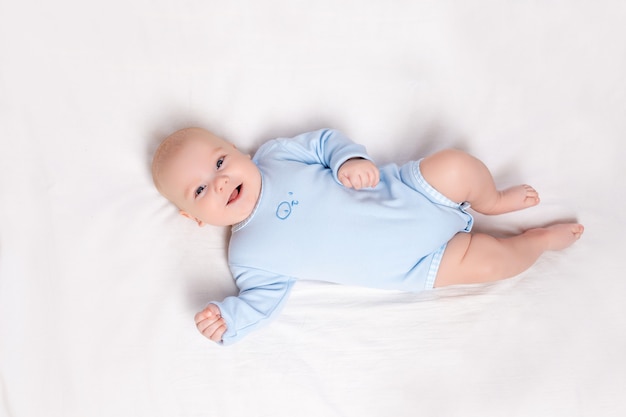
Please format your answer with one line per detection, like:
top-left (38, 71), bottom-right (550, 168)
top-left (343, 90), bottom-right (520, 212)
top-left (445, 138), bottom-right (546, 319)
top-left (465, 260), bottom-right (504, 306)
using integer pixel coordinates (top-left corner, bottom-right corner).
top-left (1, 1), bottom-right (625, 416)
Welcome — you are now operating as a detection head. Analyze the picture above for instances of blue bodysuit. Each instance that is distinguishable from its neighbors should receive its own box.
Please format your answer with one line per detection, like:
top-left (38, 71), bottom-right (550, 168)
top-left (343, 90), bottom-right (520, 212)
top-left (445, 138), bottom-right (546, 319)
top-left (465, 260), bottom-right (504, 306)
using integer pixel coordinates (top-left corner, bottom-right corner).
top-left (213, 129), bottom-right (473, 344)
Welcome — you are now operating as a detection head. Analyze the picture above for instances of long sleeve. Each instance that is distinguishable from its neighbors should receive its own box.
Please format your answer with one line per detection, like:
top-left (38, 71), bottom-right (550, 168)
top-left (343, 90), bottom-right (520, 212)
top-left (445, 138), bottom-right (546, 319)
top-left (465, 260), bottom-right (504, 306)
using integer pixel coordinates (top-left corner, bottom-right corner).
top-left (212, 266), bottom-right (296, 345)
top-left (255, 128), bottom-right (373, 184)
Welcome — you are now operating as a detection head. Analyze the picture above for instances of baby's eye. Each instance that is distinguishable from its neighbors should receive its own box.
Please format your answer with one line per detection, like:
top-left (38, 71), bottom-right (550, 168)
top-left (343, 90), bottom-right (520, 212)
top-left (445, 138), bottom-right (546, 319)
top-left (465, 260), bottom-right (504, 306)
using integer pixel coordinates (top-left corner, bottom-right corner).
top-left (216, 157), bottom-right (224, 169)
top-left (194, 185), bottom-right (206, 198)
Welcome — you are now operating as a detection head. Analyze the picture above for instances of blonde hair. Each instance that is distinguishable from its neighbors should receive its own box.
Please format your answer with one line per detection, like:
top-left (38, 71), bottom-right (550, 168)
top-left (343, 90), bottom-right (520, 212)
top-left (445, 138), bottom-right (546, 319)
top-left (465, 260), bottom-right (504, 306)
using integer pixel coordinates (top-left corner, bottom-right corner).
top-left (151, 128), bottom-right (203, 197)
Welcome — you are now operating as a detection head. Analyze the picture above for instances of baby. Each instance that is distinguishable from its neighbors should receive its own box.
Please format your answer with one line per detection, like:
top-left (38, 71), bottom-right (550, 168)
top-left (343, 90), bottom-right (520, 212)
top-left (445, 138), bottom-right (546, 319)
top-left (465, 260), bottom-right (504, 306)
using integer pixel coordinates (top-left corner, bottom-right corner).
top-left (152, 128), bottom-right (584, 345)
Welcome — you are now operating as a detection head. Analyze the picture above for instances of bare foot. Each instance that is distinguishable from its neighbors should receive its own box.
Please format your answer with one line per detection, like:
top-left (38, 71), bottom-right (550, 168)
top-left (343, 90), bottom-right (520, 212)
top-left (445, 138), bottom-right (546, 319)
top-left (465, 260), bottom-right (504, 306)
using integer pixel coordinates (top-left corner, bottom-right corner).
top-left (487, 184), bottom-right (540, 215)
top-left (540, 223), bottom-right (585, 251)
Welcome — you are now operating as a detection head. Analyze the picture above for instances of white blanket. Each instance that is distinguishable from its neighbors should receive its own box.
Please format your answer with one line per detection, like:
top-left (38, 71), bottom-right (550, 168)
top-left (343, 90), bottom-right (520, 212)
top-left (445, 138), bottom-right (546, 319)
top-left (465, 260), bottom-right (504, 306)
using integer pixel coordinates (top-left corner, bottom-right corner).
top-left (1, 1), bottom-right (625, 416)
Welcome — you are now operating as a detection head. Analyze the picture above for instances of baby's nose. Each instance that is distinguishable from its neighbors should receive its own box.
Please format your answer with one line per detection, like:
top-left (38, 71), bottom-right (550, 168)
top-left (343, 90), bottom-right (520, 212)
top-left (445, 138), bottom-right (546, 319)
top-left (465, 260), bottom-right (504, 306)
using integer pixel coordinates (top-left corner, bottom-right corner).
top-left (214, 176), bottom-right (228, 192)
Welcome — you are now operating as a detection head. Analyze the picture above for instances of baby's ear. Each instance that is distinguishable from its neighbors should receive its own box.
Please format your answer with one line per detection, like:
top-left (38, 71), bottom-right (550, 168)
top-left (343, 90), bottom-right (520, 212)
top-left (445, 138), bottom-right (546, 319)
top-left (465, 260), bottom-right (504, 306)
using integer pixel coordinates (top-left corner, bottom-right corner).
top-left (179, 210), bottom-right (205, 227)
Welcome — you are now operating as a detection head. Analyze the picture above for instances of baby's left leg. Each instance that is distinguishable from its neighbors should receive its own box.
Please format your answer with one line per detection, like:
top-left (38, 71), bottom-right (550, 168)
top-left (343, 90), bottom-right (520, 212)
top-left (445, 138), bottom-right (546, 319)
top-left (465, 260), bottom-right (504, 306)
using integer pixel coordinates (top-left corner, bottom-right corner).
top-left (434, 223), bottom-right (584, 287)
top-left (419, 149), bottom-right (539, 215)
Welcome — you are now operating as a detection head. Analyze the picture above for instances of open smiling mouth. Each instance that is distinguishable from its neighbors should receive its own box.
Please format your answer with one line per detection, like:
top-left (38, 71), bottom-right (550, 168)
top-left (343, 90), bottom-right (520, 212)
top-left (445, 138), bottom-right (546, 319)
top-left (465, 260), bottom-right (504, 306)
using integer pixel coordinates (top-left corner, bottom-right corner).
top-left (227, 185), bottom-right (242, 205)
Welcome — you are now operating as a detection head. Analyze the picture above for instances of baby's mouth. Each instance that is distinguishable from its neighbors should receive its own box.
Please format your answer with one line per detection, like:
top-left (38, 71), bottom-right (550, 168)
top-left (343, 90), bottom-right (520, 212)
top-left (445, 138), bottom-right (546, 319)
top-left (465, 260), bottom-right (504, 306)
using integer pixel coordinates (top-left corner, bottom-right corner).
top-left (227, 185), bottom-right (242, 205)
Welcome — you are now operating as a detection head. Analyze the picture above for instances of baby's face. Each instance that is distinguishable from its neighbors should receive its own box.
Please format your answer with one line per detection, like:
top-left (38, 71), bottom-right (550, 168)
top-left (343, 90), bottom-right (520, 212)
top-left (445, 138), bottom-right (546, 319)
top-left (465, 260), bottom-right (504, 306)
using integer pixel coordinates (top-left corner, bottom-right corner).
top-left (157, 131), bottom-right (262, 227)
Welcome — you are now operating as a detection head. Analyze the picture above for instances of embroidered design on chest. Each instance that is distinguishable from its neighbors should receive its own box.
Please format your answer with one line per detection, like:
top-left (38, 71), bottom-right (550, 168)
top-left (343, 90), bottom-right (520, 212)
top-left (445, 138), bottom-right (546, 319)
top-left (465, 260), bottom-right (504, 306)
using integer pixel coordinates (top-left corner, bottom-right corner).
top-left (275, 192), bottom-right (299, 220)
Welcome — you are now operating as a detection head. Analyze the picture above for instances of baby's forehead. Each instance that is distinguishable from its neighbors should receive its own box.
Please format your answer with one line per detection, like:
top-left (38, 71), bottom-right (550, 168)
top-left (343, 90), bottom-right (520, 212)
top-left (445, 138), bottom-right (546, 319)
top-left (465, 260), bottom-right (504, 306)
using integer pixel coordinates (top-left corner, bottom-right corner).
top-left (165, 135), bottom-right (230, 175)
top-left (153, 129), bottom-right (231, 178)
top-left (160, 138), bottom-right (206, 169)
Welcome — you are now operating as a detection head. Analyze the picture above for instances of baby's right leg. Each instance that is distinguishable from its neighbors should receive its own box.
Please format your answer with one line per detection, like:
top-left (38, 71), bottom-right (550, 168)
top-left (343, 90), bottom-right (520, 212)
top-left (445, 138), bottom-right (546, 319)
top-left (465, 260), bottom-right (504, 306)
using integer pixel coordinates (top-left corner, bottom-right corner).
top-left (419, 149), bottom-right (539, 215)
top-left (433, 223), bottom-right (584, 287)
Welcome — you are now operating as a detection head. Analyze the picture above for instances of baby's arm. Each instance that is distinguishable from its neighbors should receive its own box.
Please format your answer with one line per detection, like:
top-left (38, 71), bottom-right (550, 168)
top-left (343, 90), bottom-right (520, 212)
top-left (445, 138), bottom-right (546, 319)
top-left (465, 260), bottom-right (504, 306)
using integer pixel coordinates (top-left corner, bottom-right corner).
top-left (194, 304), bottom-right (227, 343)
top-left (263, 129), bottom-right (375, 186)
top-left (338, 158), bottom-right (380, 189)
top-left (196, 267), bottom-right (295, 345)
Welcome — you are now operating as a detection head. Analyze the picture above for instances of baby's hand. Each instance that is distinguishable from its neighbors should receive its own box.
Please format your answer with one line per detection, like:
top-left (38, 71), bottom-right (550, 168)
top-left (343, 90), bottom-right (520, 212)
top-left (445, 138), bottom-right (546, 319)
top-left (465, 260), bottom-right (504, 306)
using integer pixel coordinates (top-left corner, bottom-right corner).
top-left (338, 158), bottom-right (380, 189)
top-left (194, 304), bottom-right (227, 343)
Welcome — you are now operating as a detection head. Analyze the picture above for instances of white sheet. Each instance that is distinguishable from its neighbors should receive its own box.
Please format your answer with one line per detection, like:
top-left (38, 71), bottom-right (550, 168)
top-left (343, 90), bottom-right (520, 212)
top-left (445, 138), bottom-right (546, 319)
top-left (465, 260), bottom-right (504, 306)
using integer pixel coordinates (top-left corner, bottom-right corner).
top-left (1, 1), bottom-right (625, 416)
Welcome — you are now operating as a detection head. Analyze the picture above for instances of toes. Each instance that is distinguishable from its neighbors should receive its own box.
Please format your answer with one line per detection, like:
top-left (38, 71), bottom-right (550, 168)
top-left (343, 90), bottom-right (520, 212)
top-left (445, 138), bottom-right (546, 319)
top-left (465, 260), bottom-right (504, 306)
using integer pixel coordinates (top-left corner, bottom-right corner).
top-left (520, 185), bottom-right (540, 207)
top-left (478, 184), bottom-right (540, 214)
top-left (524, 184), bottom-right (538, 197)
top-left (572, 224), bottom-right (585, 238)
